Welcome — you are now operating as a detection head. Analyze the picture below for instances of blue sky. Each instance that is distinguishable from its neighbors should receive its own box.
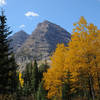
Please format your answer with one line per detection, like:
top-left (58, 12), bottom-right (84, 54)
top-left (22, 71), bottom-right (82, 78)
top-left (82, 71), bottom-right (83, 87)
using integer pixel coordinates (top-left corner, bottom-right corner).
top-left (0, 0), bottom-right (100, 34)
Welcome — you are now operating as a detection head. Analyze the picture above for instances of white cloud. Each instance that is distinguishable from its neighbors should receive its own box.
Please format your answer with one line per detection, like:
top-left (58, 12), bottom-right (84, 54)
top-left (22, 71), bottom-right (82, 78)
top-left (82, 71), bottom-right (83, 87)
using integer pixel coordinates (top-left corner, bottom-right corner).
top-left (25, 11), bottom-right (39, 17)
top-left (0, 0), bottom-right (6, 6)
top-left (19, 24), bottom-right (25, 28)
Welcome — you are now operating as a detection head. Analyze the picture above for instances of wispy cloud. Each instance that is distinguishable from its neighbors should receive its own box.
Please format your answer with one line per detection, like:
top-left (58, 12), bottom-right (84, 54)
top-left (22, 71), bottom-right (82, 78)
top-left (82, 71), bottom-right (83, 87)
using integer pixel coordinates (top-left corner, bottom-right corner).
top-left (25, 11), bottom-right (39, 17)
top-left (19, 24), bottom-right (25, 28)
top-left (0, 0), bottom-right (6, 6)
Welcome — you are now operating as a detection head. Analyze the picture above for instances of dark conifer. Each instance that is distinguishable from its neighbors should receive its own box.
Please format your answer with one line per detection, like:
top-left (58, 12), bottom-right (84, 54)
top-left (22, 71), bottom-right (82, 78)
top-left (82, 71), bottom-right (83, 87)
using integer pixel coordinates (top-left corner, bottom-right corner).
top-left (37, 81), bottom-right (47, 100)
top-left (0, 10), bottom-right (18, 95)
top-left (31, 60), bottom-right (39, 94)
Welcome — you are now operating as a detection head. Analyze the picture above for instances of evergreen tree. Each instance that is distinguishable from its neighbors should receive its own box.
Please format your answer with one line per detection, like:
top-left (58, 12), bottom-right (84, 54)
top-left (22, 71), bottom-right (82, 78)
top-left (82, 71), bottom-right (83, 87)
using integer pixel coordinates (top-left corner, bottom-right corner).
top-left (38, 63), bottom-right (49, 82)
top-left (0, 10), bottom-right (18, 97)
top-left (37, 81), bottom-right (47, 100)
top-left (31, 59), bottom-right (39, 95)
top-left (23, 62), bottom-right (32, 96)
top-left (62, 70), bottom-right (73, 100)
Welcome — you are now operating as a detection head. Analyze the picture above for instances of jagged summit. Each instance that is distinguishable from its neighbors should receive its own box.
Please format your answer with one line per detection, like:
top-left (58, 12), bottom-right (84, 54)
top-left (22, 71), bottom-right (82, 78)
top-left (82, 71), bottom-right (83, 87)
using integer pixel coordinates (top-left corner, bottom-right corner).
top-left (32, 20), bottom-right (70, 37)
top-left (36, 20), bottom-right (69, 33)
top-left (38, 20), bottom-right (53, 25)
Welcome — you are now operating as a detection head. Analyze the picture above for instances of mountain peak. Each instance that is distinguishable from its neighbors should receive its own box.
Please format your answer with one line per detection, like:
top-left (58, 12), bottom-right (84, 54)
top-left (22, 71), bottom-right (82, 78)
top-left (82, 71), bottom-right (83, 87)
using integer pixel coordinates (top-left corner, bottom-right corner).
top-left (34, 20), bottom-right (70, 36)
top-left (38, 20), bottom-right (56, 26)
top-left (18, 30), bottom-right (26, 33)
top-left (14, 30), bottom-right (28, 36)
top-left (43, 20), bottom-right (52, 24)
top-left (9, 30), bottom-right (29, 53)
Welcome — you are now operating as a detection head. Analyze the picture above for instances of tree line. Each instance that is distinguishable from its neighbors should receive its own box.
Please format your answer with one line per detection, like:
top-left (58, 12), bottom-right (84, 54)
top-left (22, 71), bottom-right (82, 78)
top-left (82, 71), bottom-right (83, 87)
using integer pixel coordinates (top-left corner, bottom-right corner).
top-left (18, 60), bottom-right (49, 100)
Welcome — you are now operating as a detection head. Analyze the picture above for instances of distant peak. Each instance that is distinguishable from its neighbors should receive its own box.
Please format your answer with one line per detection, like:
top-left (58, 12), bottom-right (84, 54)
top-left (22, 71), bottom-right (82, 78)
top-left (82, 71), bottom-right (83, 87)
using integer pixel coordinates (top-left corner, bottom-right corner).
top-left (43, 20), bottom-right (51, 23)
top-left (38, 20), bottom-right (53, 26)
top-left (43, 20), bottom-right (56, 25)
top-left (37, 20), bottom-right (56, 29)
top-left (13, 30), bottom-right (29, 37)
top-left (19, 30), bottom-right (26, 33)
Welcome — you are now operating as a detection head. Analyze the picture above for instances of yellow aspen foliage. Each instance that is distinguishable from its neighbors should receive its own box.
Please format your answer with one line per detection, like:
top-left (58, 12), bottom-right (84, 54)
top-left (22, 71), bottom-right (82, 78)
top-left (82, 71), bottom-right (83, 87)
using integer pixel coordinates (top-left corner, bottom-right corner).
top-left (43, 44), bottom-right (68, 99)
top-left (19, 72), bottom-right (24, 87)
top-left (43, 16), bottom-right (100, 99)
top-left (66, 16), bottom-right (100, 98)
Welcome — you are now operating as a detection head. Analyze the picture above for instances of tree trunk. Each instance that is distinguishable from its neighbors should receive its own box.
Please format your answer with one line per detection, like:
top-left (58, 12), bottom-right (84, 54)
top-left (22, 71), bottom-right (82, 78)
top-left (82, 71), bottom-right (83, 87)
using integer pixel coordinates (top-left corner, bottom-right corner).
top-left (95, 62), bottom-right (100, 92)
top-left (89, 75), bottom-right (95, 100)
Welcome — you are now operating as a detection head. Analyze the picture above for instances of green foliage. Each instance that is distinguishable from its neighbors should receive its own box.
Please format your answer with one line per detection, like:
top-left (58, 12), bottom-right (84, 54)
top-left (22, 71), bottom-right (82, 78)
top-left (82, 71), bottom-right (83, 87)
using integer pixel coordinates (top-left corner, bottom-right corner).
top-left (36, 63), bottom-right (49, 100)
top-left (0, 10), bottom-right (18, 96)
top-left (31, 60), bottom-right (39, 94)
top-left (20, 60), bottom-right (40, 99)
top-left (62, 71), bottom-right (73, 100)
top-left (23, 62), bottom-right (33, 96)
top-left (39, 63), bottom-right (49, 82)
top-left (37, 81), bottom-right (47, 100)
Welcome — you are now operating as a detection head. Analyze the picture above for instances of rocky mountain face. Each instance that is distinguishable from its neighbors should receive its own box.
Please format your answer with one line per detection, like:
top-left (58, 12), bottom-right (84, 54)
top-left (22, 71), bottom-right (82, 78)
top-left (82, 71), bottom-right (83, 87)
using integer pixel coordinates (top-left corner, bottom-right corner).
top-left (9, 20), bottom-right (71, 69)
top-left (9, 30), bottom-right (29, 53)
top-left (15, 20), bottom-right (71, 66)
